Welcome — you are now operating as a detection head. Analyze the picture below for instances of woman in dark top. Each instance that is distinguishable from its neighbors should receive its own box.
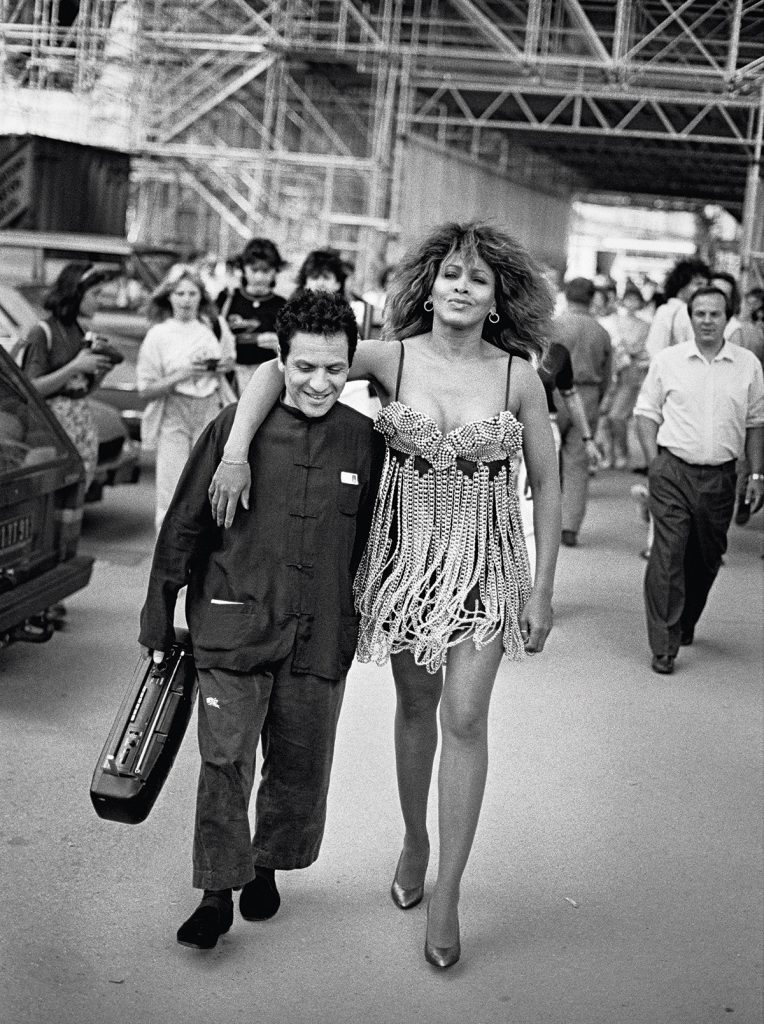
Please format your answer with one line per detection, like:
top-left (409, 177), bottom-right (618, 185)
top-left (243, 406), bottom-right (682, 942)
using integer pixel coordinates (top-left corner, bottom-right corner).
top-left (21, 261), bottom-right (116, 488)
top-left (538, 341), bottom-right (599, 465)
top-left (217, 237), bottom-right (287, 391)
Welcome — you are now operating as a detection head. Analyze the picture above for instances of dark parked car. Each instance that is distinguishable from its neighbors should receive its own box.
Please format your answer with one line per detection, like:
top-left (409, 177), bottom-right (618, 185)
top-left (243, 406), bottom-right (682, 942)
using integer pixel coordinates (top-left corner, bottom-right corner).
top-left (0, 345), bottom-right (94, 646)
top-left (0, 281), bottom-right (142, 499)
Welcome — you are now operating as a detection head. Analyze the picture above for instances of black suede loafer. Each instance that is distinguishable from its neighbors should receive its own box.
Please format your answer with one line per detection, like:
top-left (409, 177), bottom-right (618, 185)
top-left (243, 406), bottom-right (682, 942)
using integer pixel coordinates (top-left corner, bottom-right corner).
top-left (177, 897), bottom-right (233, 949)
top-left (240, 875), bottom-right (281, 921)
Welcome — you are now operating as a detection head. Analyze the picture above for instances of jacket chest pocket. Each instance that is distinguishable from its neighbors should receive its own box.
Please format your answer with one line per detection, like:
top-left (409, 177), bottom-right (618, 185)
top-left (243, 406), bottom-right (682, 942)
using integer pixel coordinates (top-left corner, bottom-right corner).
top-left (337, 482), bottom-right (361, 515)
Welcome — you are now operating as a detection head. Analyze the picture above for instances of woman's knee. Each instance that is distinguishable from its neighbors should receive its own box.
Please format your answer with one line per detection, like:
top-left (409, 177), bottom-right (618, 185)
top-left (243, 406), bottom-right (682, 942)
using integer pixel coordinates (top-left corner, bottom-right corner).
top-left (440, 702), bottom-right (489, 744)
top-left (396, 683), bottom-right (441, 722)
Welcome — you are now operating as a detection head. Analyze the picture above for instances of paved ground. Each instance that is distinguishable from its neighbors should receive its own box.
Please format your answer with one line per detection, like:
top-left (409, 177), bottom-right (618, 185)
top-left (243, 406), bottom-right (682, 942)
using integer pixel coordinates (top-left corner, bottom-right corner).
top-left (0, 466), bottom-right (762, 1024)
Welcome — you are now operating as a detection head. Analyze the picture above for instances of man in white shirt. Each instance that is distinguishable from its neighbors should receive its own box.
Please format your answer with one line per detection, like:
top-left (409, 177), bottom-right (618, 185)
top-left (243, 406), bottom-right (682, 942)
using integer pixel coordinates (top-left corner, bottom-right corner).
top-left (635, 287), bottom-right (764, 674)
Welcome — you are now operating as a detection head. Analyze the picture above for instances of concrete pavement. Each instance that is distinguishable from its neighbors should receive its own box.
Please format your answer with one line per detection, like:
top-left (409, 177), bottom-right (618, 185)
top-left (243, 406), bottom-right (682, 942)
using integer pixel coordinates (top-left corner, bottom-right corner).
top-left (0, 468), bottom-right (761, 1024)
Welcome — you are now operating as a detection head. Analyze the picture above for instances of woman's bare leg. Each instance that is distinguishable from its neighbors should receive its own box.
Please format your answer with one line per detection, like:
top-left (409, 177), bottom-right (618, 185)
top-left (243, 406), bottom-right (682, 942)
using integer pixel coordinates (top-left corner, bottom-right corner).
top-left (390, 652), bottom-right (443, 886)
top-left (427, 634), bottom-right (504, 947)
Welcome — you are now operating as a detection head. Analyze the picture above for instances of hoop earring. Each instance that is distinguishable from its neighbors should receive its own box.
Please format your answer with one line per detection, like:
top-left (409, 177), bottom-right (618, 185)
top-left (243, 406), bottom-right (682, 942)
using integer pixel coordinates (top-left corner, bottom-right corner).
top-left (423, 298), bottom-right (434, 312)
top-left (488, 309), bottom-right (500, 324)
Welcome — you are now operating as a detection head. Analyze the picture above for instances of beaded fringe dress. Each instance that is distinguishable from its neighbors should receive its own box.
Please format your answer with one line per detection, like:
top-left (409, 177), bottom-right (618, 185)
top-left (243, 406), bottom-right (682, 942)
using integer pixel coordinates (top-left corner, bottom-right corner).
top-left (354, 350), bottom-right (532, 674)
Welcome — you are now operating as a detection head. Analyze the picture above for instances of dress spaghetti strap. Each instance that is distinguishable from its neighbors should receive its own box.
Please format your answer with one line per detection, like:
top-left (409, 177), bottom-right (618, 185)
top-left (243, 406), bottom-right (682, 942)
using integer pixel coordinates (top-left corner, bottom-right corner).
top-left (394, 341), bottom-right (405, 401)
top-left (504, 354), bottom-right (513, 410)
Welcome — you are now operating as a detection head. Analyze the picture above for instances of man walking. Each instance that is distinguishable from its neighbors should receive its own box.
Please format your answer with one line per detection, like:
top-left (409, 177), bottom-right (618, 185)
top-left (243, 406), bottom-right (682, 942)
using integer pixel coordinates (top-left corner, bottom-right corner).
top-left (635, 286), bottom-right (764, 675)
top-left (139, 291), bottom-right (382, 948)
top-left (552, 277), bottom-right (612, 546)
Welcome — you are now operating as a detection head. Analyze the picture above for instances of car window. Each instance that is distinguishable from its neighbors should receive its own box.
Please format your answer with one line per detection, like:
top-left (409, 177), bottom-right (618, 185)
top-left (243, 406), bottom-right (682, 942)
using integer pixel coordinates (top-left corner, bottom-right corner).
top-left (0, 376), bottom-right (70, 476)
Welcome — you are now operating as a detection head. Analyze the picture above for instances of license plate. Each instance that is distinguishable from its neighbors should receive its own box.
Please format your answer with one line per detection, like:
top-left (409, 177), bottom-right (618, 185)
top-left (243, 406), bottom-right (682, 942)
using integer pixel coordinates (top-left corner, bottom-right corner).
top-left (0, 511), bottom-right (34, 554)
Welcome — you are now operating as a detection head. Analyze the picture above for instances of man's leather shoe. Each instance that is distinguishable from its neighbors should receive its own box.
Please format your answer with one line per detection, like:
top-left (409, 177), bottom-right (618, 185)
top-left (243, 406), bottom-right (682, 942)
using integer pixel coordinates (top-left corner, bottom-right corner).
top-left (177, 896), bottom-right (233, 949)
top-left (651, 654), bottom-right (675, 675)
top-left (240, 874), bottom-right (280, 921)
top-left (680, 629), bottom-right (694, 646)
top-left (561, 530), bottom-right (578, 547)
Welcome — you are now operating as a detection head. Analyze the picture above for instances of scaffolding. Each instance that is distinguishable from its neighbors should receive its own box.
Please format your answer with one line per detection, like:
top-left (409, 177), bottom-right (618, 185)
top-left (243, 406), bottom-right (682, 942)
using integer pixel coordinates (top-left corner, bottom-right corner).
top-left (1, 1), bottom-right (763, 283)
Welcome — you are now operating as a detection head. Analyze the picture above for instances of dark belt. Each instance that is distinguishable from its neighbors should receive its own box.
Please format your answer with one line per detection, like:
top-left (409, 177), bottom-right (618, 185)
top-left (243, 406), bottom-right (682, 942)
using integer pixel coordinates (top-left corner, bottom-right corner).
top-left (659, 447), bottom-right (736, 472)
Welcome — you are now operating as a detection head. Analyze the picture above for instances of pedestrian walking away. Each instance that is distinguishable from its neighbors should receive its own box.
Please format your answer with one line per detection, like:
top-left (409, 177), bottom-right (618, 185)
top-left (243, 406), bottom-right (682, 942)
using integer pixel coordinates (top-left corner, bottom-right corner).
top-left (550, 276), bottom-right (612, 546)
top-left (139, 291), bottom-right (383, 951)
top-left (208, 221), bottom-right (562, 969)
top-left (634, 286), bottom-right (764, 675)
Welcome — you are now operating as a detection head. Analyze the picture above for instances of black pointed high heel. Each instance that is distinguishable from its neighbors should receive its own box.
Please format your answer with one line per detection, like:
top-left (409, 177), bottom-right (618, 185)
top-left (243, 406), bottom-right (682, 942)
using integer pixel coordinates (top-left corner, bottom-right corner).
top-left (390, 850), bottom-right (428, 910)
top-left (424, 902), bottom-right (460, 969)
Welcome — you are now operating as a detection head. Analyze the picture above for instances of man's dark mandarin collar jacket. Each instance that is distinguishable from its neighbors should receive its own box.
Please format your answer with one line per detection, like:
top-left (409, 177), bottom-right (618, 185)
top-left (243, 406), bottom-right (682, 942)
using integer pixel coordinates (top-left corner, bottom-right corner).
top-left (140, 398), bottom-right (384, 681)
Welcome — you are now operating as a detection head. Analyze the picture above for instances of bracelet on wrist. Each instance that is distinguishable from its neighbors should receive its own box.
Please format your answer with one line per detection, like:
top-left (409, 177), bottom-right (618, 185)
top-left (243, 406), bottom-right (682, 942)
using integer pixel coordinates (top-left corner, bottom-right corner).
top-left (751, 473), bottom-right (764, 481)
top-left (220, 456), bottom-right (248, 466)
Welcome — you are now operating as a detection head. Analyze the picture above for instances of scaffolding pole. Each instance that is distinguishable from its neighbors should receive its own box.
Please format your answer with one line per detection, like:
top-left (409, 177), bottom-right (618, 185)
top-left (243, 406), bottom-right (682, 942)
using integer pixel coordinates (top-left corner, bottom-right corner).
top-left (740, 82), bottom-right (764, 292)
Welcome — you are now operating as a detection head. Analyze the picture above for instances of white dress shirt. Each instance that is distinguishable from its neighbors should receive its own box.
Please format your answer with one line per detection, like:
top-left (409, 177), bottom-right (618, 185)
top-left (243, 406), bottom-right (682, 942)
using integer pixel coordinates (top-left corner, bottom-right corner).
top-left (634, 341), bottom-right (764, 465)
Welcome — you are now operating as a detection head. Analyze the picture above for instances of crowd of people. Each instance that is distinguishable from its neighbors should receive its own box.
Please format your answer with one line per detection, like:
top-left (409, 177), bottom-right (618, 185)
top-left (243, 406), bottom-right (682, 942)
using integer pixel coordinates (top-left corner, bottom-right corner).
top-left (14, 227), bottom-right (764, 969)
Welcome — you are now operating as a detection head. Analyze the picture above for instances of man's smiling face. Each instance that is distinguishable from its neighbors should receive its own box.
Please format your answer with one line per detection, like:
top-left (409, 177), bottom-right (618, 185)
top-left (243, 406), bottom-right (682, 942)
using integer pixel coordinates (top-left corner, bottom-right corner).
top-left (279, 331), bottom-right (350, 418)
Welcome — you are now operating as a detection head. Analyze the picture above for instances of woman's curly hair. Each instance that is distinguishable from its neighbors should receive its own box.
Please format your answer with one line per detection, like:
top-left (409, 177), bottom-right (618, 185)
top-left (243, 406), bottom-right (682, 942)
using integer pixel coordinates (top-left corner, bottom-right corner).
top-left (382, 222), bottom-right (553, 361)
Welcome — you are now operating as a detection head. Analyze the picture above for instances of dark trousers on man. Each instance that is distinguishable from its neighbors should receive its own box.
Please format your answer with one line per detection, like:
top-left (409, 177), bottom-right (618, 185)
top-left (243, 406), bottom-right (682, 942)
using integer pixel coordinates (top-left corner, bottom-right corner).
top-left (191, 653), bottom-right (345, 891)
top-left (645, 449), bottom-right (737, 657)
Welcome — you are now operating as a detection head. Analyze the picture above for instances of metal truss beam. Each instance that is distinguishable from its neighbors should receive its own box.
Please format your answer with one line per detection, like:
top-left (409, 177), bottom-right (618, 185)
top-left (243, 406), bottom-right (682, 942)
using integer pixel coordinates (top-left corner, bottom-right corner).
top-left (409, 83), bottom-right (759, 149)
top-left (446, 0), bottom-right (523, 59)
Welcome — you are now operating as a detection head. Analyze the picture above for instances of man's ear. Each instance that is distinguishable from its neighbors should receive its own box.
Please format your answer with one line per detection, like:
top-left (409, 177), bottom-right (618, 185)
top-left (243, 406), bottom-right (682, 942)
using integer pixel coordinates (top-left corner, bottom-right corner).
top-left (276, 346), bottom-right (286, 372)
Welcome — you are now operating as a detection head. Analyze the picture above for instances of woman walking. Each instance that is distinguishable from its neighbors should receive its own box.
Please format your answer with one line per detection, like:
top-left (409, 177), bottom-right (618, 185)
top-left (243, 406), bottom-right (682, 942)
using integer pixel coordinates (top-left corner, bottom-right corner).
top-left (208, 223), bottom-right (561, 968)
top-left (137, 264), bottom-right (235, 531)
top-left (216, 237), bottom-right (286, 393)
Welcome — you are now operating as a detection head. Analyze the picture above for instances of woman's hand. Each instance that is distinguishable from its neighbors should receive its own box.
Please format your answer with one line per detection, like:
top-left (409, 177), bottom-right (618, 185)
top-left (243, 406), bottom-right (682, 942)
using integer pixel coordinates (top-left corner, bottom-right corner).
top-left (209, 461), bottom-right (251, 527)
top-left (518, 589), bottom-right (553, 654)
top-left (70, 349), bottom-right (113, 377)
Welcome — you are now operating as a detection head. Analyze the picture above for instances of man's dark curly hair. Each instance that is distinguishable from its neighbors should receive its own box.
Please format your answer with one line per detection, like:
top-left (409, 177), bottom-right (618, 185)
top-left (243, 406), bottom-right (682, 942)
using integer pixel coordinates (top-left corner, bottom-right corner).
top-left (663, 258), bottom-right (710, 300)
top-left (295, 248), bottom-right (350, 297)
top-left (275, 290), bottom-right (358, 364)
top-left (383, 222), bottom-right (553, 361)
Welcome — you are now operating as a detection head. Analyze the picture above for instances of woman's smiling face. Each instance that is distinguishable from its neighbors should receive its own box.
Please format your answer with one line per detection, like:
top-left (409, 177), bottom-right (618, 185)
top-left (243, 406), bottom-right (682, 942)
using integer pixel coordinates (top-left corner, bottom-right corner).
top-left (431, 250), bottom-right (496, 329)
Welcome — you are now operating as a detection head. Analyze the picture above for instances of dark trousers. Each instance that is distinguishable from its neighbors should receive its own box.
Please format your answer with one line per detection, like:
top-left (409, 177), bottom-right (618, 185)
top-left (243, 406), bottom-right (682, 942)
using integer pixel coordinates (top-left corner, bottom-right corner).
top-left (644, 450), bottom-right (736, 656)
top-left (557, 383), bottom-right (603, 533)
top-left (192, 654), bottom-right (346, 890)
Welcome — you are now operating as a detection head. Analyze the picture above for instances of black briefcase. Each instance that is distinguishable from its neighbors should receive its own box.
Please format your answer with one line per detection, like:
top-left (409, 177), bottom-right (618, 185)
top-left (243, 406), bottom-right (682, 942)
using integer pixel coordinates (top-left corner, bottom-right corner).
top-left (90, 628), bottom-right (198, 824)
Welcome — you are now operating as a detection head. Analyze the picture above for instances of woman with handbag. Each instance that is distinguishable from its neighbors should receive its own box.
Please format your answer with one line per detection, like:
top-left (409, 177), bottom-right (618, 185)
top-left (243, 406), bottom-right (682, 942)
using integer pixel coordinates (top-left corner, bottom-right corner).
top-left (21, 262), bottom-right (118, 490)
top-left (136, 264), bottom-right (235, 532)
